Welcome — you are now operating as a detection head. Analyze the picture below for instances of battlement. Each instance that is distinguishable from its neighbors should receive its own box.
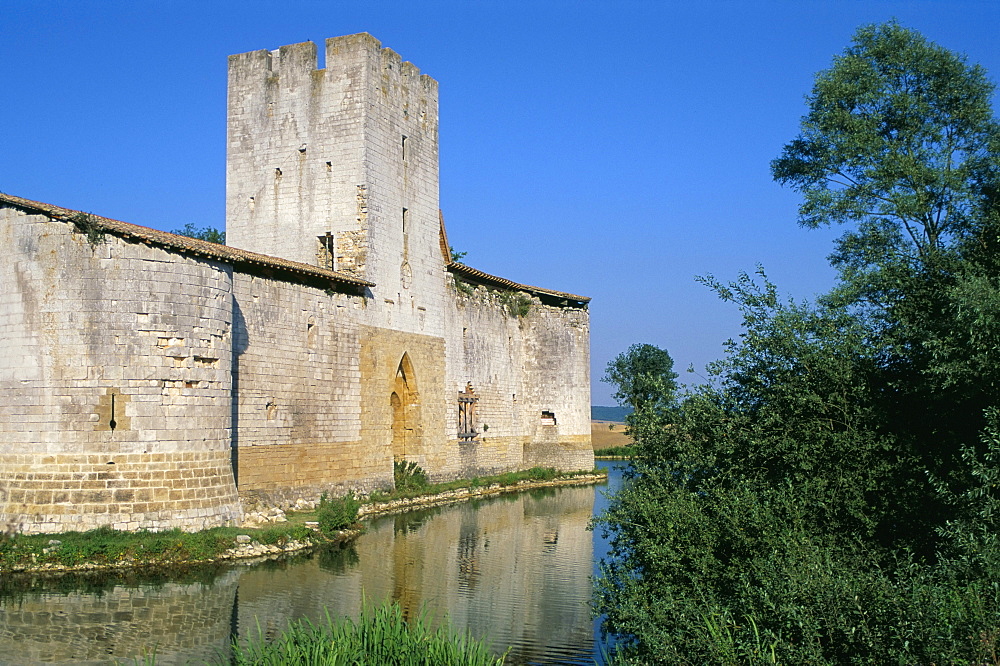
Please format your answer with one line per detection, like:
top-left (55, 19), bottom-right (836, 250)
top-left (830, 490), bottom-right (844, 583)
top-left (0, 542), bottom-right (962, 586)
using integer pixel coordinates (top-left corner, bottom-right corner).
top-left (228, 34), bottom-right (437, 91)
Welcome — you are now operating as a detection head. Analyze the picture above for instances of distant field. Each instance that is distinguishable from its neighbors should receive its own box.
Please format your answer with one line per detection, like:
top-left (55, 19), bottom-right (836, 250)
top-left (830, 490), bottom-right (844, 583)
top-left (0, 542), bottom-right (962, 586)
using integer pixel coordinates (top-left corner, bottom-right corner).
top-left (591, 420), bottom-right (631, 450)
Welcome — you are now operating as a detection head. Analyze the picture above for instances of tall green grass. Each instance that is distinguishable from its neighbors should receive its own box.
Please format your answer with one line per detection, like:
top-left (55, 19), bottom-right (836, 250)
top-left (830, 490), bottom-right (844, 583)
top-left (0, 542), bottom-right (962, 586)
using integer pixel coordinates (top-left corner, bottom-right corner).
top-left (229, 602), bottom-right (505, 665)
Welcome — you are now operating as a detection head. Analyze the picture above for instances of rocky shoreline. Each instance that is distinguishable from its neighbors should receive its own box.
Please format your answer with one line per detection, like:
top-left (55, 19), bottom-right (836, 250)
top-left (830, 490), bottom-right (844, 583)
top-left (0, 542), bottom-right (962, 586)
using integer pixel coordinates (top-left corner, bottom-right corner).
top-left (3, 472), bottom-right (607, 575)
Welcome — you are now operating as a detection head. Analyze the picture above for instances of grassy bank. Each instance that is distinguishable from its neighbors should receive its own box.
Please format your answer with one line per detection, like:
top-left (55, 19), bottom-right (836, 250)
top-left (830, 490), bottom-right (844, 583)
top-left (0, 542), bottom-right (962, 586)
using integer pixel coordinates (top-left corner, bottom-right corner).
top-left (1, 466), bottom-right (602, 573)
top-left (593, 445), bottom-right (635, 458)
top-left (366, 464), bottom-right (594, 502)
top-left (0, 523), bottom-right (317, 572)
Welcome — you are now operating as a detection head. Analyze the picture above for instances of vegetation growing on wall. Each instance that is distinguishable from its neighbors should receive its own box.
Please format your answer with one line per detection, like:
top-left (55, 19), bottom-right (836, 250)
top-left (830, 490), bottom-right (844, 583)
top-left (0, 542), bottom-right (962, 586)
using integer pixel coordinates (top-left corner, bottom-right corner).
top-left (498, 290), bottom-right (532, 317)
top-left (453, 274), bottom-right (476, 296)
top-left (594, 22), bottom-right (1000, 665)
top-left (452, 279), bottom-right (533, 318)
top-left (69, 212), bottom-right (106, 247)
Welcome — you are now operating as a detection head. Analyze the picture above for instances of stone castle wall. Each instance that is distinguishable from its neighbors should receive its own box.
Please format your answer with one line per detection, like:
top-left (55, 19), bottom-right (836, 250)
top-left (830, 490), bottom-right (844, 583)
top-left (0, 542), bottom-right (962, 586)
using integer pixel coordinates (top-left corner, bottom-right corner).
top-left (0, 32), bottom-right (591, 532)
top-left (440, 286), bottom-right (592, 478)
top-left (0, 206), bottom-right (242, 533)
top-left (228, 271), bottom-right (385, 503)
top-left (228, 272), bottom-right (591, 506)
top-left (221, 32), bottom-right (591, 506)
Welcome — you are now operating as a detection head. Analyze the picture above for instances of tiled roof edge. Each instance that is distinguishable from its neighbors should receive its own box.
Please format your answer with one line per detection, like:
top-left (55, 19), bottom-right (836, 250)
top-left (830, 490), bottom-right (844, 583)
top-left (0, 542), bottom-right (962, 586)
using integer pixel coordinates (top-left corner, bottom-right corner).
top-left (447, 262), bottom-right (590, 304)
top-left (0, 192), bottom-right (374, 289)
top-left (438, 209), bottom-right (452, 265)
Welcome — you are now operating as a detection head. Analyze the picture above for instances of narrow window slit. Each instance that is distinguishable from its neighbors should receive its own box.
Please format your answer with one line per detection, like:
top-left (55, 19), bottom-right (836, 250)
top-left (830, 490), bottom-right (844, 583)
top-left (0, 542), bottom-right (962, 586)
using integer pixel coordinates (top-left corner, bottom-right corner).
top-left (109, 393), bottom-right (117, 431)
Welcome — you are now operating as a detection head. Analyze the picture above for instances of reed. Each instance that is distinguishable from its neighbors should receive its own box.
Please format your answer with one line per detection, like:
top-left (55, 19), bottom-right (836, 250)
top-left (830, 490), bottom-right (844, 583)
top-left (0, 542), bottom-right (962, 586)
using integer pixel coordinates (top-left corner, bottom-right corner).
top-left (229, 602), bottom-right (505, 665)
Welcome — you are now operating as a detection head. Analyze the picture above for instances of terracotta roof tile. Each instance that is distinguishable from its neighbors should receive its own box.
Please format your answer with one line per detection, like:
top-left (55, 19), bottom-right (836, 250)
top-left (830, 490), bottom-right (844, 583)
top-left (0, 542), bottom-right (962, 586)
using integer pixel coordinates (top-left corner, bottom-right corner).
top-left (0, 192), bottom-right (373, 289)
top-left (438, 209), bottom-right (590, 305)
top-left (447, 262), bottom-right (590, 305)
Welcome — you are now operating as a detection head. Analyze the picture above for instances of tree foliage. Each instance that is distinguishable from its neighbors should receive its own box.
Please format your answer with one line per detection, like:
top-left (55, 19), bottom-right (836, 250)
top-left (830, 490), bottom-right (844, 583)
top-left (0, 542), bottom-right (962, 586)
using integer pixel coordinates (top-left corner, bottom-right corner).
top-left (603, 343), bottom-right (678, 415)
top-left (594, 23), bottom-right (1000, 665)
top-left (772, 21), bottom-right (1000, 265)
top-left (171, 223), bottom-right (226, 244)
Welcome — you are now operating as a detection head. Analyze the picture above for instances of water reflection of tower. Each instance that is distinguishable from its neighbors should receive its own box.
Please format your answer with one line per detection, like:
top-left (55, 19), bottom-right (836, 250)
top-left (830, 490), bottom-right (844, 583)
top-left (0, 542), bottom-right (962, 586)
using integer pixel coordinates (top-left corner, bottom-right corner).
top-left (232, 484), bottom-right (596, 663)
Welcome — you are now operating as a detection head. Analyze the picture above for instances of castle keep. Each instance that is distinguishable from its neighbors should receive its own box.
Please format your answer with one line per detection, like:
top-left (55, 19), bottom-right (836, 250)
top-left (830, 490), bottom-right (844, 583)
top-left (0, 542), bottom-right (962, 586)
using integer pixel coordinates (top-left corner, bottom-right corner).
top-left (0, 33), bottom-right (591, 534)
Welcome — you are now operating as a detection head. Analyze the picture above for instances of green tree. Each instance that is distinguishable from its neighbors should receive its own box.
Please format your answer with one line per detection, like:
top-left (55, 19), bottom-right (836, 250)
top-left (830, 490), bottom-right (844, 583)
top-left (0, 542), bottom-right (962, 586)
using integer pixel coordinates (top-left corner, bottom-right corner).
top-left (594, 23), bottom-right (1000, 664)
top-left (171, 223), bottom-right (226, 244)
top-left (602, 343), bottom-right (678, 415)
top-left (770, 20), bottom-right (1000, 532)
top-left (772, 21), bottom-right (999, 281)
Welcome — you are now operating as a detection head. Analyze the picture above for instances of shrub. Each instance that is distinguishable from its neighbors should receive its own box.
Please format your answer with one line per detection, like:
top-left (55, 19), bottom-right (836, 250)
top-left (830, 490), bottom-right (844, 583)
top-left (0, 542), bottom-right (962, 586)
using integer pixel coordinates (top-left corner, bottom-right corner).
top-left (525, 467), bottom-right (557, 481)
top-left (316, 493), bottom-right (360, 536)
top-left (593, 445), bottom-right (636, 458)
top-left (394, 459), bottom-right (429, 492)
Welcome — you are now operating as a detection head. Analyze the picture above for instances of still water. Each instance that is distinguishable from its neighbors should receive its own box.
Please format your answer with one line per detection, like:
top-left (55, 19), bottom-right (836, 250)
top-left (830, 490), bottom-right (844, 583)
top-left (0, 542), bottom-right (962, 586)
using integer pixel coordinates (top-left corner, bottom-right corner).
top-left (0, 462), bottom-right (623, 665)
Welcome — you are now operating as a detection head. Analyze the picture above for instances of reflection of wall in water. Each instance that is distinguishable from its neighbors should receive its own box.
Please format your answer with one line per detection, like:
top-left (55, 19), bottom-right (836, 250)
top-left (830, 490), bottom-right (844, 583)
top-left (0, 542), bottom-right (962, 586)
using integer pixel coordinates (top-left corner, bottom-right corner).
top-left (0, 569), bottom-right (239, 665)
top-left (235, 485), bottom-right (594, 662)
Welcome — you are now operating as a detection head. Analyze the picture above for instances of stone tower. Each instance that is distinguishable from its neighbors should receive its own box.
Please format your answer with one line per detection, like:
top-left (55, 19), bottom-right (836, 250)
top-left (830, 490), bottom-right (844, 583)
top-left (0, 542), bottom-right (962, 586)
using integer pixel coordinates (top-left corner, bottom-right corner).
top-left (226, 33), bottom-right (445, 332)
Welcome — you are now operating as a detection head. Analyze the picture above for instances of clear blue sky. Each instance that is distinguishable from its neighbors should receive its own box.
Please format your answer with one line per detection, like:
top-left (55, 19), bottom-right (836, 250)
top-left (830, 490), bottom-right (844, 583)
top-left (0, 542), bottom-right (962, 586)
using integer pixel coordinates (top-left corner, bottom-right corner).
top-left (3, 1), bottom-right (998, 404)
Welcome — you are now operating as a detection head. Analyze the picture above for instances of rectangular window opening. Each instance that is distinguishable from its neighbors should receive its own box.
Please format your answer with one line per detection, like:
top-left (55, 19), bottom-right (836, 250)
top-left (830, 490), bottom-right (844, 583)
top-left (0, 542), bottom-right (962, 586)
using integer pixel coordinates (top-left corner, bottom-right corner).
top-left (541, 411), bottom-right (557, 426)
top-left (402, 135), bottom-right (408, 162)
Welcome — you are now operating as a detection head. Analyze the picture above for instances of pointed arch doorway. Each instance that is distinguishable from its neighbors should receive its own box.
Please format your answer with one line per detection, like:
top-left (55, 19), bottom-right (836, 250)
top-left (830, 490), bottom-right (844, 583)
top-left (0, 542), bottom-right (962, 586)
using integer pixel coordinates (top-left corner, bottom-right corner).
top-left (390, 353), bottom-right (420, 461)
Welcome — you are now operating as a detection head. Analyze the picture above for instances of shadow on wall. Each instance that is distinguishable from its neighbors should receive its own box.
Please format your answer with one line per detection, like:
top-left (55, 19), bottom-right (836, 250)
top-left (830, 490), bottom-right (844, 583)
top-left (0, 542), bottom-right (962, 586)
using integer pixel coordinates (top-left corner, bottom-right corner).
top-left (231, 295), bottom-right (248, 487)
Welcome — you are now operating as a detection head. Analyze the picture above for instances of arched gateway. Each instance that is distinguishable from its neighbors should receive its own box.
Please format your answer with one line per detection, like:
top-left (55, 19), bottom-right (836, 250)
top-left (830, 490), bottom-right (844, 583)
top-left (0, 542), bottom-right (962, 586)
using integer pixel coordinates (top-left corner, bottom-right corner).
top-left (390, 354), bottom-right (420, 461)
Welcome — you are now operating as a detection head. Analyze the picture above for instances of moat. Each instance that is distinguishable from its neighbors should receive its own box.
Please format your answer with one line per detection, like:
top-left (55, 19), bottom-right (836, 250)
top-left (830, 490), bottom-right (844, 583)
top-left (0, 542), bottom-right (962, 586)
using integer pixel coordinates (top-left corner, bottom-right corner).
top-left (0, 462), bottom-right (622, 665)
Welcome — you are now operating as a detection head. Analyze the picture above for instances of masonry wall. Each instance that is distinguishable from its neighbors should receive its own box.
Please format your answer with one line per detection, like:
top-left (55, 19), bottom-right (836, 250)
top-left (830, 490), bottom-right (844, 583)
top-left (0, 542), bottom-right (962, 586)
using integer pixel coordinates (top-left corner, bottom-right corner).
top-left (230, 271), bottom-right (389, 504)
top-left (519, 298), bottom-right (592, 470)
top-left (358, 325), bottom-right (447, 476)
top-left (0, 32), bottom-right (593, 533)
top-left (0, 206), bottom-right (242, 533)
top-left (228, 269), bottom-right (592, 505)
top-left (227, 33), bottom-right (444, 328)
top-left (439, 284), bottom-right (593, 478)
